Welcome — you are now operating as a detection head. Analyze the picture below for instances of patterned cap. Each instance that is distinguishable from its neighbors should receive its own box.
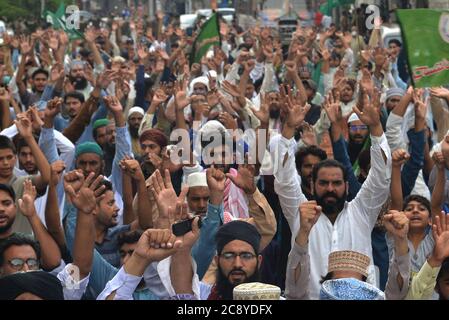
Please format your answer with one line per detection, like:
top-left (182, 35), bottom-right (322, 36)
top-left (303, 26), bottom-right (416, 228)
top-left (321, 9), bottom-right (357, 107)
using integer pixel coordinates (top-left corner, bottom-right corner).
top-left (233, 282), bottom-right (281, 300)
top-left (320, 278), bottom-right (384, 300)
top-left (328, 250), bottom-right (370, 277)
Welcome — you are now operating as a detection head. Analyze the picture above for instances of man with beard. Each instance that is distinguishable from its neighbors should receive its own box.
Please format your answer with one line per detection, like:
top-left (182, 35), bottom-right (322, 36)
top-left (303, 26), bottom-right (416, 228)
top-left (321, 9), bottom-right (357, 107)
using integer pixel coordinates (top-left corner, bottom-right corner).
top-left (265, 91), bottom-right (282, 131)
top-left (270, 88), bottom-right (391, 299)
top-left (14, 138), bottom-right (38, 175)
top-left (204, 221), bottom-right (262, 300)
top-left (347, 113), bottom-right (370, 165)
top-left (68, 60), bottom-right (92, 99)
top-left (186, 172), bottom-right (209, 217)
top-left (138, 128), bottom-right (168, 179)
top-left (127, 107), bottom-right (144, 157)
top-left (295, 146), bottom-right (327, 199)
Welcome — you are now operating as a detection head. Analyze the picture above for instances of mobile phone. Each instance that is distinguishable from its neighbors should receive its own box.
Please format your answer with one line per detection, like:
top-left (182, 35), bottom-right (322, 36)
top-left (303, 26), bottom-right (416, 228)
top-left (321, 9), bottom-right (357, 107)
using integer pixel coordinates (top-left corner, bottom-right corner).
top-left (172, 217), bottom-right (202, 236)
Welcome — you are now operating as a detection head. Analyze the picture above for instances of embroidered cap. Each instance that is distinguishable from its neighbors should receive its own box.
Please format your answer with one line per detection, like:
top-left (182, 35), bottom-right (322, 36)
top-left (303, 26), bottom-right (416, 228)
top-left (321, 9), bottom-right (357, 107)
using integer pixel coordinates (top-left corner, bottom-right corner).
top-left (328, 250), bottom-right (370, 277)
top-left (233, 282), bottom-right (281, 300)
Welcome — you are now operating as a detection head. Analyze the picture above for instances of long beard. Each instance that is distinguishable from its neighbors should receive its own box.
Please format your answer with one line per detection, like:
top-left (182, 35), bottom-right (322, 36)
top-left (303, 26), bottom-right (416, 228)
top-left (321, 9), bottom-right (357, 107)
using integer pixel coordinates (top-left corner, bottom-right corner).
top-left (269, 108), bottom-right (280, 119)
top-left (314, 191), bottom-right (347, 216)
top-left (129, 126), bottom-right (139, 139)
top-left (69, 76), bottom-right (88, 90)
top-left (215, 262), bottom-right (260, 300)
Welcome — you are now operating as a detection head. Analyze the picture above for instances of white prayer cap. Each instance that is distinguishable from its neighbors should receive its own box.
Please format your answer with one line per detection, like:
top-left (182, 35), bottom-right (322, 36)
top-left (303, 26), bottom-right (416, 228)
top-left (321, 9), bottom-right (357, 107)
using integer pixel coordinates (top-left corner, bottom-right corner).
top-left (128, 106), bottom-right (145, 119)
top-left (347, 113), bottom-right (360, 124)
top-left (208, 70), bottom-right (218, 78)
top-left (189, 76), bottom-right (210, 95)
top-left (187, 172), bottom-right (208, 188)
top-left (198, 120), bottom-right (227, 137)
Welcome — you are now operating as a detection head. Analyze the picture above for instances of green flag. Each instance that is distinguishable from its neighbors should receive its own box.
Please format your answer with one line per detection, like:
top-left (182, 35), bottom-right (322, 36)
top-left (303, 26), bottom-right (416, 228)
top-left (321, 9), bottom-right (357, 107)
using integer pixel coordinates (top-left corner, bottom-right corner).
top-left (397, 9), bottom-right (449, 88)
top-left (45, 3), bottom-right (84, 40)
top-left (319, 0), bottom-right (355, 15)
top-left (190, 13), bottom-right (221, 65)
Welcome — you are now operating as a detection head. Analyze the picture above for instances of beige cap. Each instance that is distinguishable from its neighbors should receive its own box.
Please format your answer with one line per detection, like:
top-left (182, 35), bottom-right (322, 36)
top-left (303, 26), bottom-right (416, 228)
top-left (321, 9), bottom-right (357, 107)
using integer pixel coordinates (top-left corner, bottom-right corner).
top-left (328, 250), bottom-right (370, 277)
top-left (233, 282), bottom-right (281, 300)
top-left (187, 172), bottom-right (208, 188)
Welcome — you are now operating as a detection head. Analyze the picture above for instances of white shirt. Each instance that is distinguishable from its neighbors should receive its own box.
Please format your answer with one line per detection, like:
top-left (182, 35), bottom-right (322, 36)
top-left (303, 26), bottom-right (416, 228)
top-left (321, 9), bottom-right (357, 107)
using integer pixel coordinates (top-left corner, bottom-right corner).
top-left (269, 132), bottom-right (392, 299)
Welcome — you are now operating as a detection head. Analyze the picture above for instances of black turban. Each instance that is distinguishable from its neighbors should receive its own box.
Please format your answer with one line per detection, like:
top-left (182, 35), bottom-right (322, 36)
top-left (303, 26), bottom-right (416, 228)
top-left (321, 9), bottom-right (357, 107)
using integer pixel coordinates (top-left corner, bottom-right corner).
top-left (0, 271), bottom-right (64, 300)
top-left (215, 221), bottom-right (261, 255)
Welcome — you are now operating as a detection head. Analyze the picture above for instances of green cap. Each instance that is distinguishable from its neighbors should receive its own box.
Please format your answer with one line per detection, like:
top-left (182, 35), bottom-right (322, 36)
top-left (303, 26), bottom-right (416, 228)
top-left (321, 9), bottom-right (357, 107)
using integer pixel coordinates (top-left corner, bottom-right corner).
top-left (93, 119), bottom-right (110, 131)
top-left (75, 142), bottom-right (104, 159)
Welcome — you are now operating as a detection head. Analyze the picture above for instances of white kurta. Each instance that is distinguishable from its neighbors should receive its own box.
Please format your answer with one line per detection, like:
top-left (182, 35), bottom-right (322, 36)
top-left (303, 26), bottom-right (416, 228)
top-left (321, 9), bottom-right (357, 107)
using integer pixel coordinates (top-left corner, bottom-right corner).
top-left (269, 132), bottom-right (392, 299)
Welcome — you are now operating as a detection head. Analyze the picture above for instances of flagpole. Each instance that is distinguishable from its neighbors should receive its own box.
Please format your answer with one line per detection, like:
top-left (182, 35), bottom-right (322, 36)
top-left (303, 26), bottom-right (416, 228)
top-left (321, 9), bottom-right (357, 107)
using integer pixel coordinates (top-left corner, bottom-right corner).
top-left (41, 0), bottom-right (46, 17)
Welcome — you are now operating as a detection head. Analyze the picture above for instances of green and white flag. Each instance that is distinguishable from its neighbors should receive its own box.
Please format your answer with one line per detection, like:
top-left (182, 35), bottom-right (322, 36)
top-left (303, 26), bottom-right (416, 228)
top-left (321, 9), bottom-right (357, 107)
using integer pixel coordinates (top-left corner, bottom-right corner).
top-left (397, 9), bottom-right (449, 88)
top-left (45, 3), bottom-right (84, 40)
top-left (319, 0), bottom-right (355, 16)
top-left (190, 12), bottom-right (221, 65)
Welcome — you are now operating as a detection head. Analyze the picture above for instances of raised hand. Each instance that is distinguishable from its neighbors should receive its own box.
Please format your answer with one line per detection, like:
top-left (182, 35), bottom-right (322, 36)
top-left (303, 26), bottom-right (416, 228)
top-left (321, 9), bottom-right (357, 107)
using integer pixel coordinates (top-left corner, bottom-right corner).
top-left (207, 165), bottom-right (226, 205)
top-left (226, 164), bottom-right (256, 195)
top-left (429, 211), bottom-right (449, 266)
top-left (0, 87), bottom-right (11, 102)
top-left (50, 160), bottom-right (66, 187)
top-left (282, 84), bottom-right (311, 129)
top-left (323, 90), bottom-right (342, 124)
top-left (218, 112), bottom-right (237, 130)
top-left (391, 149), bottom-right (410, 168)
top-left (300, 122), bottom-right (318, 146)
top-left (137, 44), bottom-right (149, 62)
top-left (207, 90), bottom-right (220, 107)
top-left (152, 88), bottom-right (168, 106)
top-left (352, 90), bottom-right (381, 128)
top-left (65, 172), bottom-right (106, 213)
top-left (132, 228), bottom-right (182, 263)
top-left (296, 200), bottom-right (322, 246)
top-left (19, 36), bottom-right (32, 56)
top-left (249, 93), bottom-right (269, 126)
top-left (45, 97), bottom-right (63, 120)
top-left (430, 87), bottom-right (449, 101)
top-left (119, 157), bottom-right (144, 182)
top-left (63, 170), bottom-right (85, 197)
top-left (104, 95), bottom-right (123, 114)
top-left (174, 79), bottom-right (190, 110)
top-left (413, 88), bottom-right (427, 120)
top-left (284, 60), bottom-right (298, 77)
top-left (50, 63), bottom-right (65, 83)
top-left (360, 68), bottom-right (374, 95)
top-left (383, 210), bottom-right (409, 240)
top-left (432, 151), bottom-right (446, 170)
top-left (18, 179), bottom-right (37, 217)
top-left (15, 115), bottom-right (33, 139)
top-left (222, 80), bottom-right (242, 98)
top-left (150, 169), bottom-right (182, 222)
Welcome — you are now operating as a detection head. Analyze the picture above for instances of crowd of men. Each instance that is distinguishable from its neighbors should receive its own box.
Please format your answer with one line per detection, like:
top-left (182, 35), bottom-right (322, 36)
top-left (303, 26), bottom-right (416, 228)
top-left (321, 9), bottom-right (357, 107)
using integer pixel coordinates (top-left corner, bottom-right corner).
top-left (0, 5), bottom-right (448, 300)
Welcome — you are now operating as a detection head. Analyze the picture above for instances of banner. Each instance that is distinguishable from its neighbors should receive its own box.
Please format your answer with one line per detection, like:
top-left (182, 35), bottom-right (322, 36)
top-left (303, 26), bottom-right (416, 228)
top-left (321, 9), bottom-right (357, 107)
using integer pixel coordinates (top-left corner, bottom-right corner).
top-left (397, 9), bottom-right (449, 87)
top-left (190, 13), bottom-right (221, 65)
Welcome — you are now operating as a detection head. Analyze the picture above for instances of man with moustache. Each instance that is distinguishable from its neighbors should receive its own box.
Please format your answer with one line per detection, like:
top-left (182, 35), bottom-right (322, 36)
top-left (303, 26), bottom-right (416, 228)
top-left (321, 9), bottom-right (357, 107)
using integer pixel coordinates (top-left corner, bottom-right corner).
top-left (295, 146), bottom-right (328, 199)
top-left (347, 113), bottom-right (370, 165)
top-left (205, 221), bottom-right (262, 300)
top-left (270, 91), bottom-right (392, 299)
top-left (68, 60), bottom-right (92, 99)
